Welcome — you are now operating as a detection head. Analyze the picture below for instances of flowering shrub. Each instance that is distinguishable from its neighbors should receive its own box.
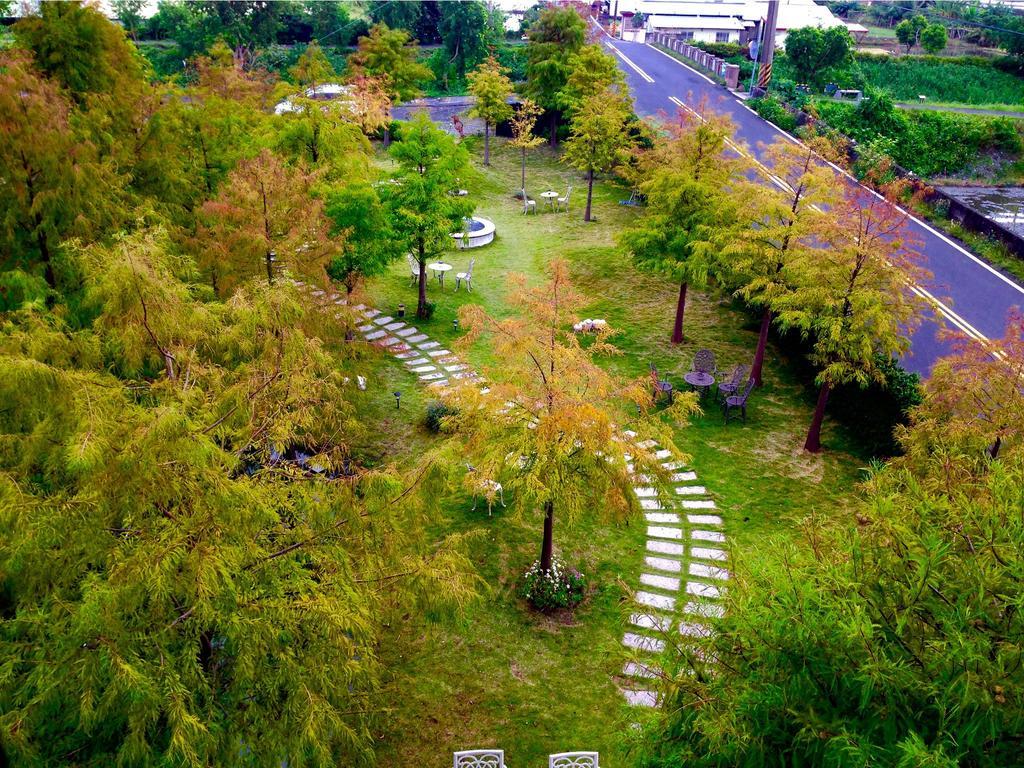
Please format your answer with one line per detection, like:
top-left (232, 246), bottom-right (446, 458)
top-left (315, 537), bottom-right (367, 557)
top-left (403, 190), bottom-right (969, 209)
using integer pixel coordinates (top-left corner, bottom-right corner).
top-left (518, 558), bottom-right (586, 612)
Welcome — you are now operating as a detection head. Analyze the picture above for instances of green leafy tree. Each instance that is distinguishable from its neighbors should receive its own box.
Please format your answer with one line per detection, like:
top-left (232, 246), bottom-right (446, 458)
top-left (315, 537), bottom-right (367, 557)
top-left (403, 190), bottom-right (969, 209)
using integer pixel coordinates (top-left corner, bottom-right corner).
top-left (524, 5), bottom-right (587, 145)
top-left (920, 23), bottom-right (948, 54)
top-left (288, 39), bottom-right (335, 88)
top-left (443, 260), bottom-right (692, 575)
top-left (558, 43), bottom-right (625, 119)
top-left (111, 0), bottom-right (145, 39)
top-left (509, 98), bottom-right (545, 191)
top-left (381, 113), bottom-right (473, 319)
top-left (562, 86), bottom-right (635, 222)
top-left (776, 180), bottom-right (929, 452)
top-left (467, 55), bottom-right (514, 166)
top-left (438, 0), bottom-right (490, 83)
top-left (721, 138), bottom-right (839, 386)
top-left (784, 25), bottom-right (853, 87)
top-left (895, 13), bottom-right (929, 53)
top-left (368, 0), bottom-right (423, 37)
top-left (324, 183), bottom-right (404, 296)
top-left (347, 22), bottom-right (433, 103)
top-left (619, 108), bottom-right (744, 344)
top-left (272, 94), bottom-right (372, 179)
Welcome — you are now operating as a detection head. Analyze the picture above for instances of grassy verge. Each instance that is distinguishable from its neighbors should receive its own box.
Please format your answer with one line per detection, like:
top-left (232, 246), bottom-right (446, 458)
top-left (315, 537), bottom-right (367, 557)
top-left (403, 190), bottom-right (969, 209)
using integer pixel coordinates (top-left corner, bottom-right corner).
top-left (359, 139), bottom-right (865, 766)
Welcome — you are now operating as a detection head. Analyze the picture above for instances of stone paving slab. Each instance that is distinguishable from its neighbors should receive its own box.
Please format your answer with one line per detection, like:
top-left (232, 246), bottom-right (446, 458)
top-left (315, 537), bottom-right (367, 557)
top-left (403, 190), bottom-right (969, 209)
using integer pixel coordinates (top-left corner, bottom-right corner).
top-left (420, 372), bottom-right (446, 381)
top-left (395, 327), bottom-right (418, 337)
top-left (623, 689), bottom-right (658, 707)
top-left (647, 526), bottom-right (683, 540)
top-left (373, 315), bottom-right (393, 325)
top-left (637, 439), bottom-right (658, 449)
top-left (640, 573), bottom-right (681, 591)
top-left (671, 471), bottom-right (698, 482)
top-left (411, 366), bottom-right (436, 374)
top-left (645, 512), bottom-right (680, 524)
top-left (623, 661), bottom-right (659, 679)
top-left (395, 351), bottom-right (420, 360)
top-left (630, 613), bottom-right (671, 632)
top-left (679, 621), bottom-right (714, 638)
top-left (380, 337), bottom-right (401, 347)
top-left (640, 499), bottom-right (664, 510)
top-left (393, 342), bottom-right (412, 352)
top-left (365, 330), bottom-right (386, 340)
top-left (661, 461), bottom-right (684, 470)
top-left (646, 555), bottom-right (683, 573)
top-left (692, 530), bottom-right (726, 543)
top-left (444, 364), bottom-right (468, 372)
top-left (687, 514), bottom-right (723, 526)
top-left (404, 357), bottom-right (430, 366)
top-left (358, 324), bottom-right (375, 332)
top-left (633, 487), bottom-right (658, 497)
top-left (654, 449), bottom-right (672, 459)
top-left (691, 547), bottom-right (728, 561)
top-left (636, 591), bottom-right (676, 611)
top-left (622, 632), bottom-right (665, 652)
top-left (675, 485), bottom-right (708, 496)
top-left (685, 601), bottom-right (725, 619)
top-left (363, 309), bottom-right (381, 318)
top-left (384, 322), bottom-right (405, 331)
top-left (687, 582), bottom-right (723, 599)
top-left (647, 540), bottom-right (685, 556)
top-left (682, 500), bottom-right (716, 509)
top-left (427, 379), bottom-right (450, 388)
top-left (418, 341), bottom-right (440, 349)
top-left (690, 563), bottom-right (730, 581)
top-left (427, 349), bottom-right (451, 357)
top-left (408, 334), bottom-right (428, 343)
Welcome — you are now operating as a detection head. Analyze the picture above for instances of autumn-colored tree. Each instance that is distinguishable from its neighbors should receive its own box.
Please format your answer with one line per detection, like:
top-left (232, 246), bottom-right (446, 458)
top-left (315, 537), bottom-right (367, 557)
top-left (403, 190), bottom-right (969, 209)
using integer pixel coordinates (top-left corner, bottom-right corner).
top-left (776, 181), bottom-right (930, 452)
top-left (0, 50), bottom-right (119, 289)
top-left (381, 113), bottom-right (473, 319)
top-left (191, 39), bottom-right (275, 108)
top-left (466, 55), bottom-right (514, 166)
top-left (524, 5), bottom-right (587, 145)
top-left (288, 39), bottom-right (335, 89)
top-left (563, 86), bottom-right (635, 222)
top-left (347, 22), bottom-right (433, 103)
top-left (441, 260), bottom-right (692, 574)
top-left (619, 107), bottom-right (745, 343)
top-left (273, 95), bottom-right (372, 179)
top-left (197, 149), bottom-right (338, 295)
top-left (345, 73), bottom-right (393, 137)
top-left (508, 98), bottom-right (545, 191)
top-left (721, 138), bottom-right (839, 386)
top-left (911, 310), bottom-right (1024, 460)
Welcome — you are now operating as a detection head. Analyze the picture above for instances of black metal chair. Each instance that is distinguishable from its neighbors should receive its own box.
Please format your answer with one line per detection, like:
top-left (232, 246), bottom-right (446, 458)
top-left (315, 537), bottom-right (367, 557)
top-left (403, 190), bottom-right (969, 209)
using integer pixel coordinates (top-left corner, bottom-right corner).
top-left (717, 363), bottom-right (749, 402)
top-left (724, 377), bottom-right (755, 424)
top-left (649, 363), bottom-right (673, 404)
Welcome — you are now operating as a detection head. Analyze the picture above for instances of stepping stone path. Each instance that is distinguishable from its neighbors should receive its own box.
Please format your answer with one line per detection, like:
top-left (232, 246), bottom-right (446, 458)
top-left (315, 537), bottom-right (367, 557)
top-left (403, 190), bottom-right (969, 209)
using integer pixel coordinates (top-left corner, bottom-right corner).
top-left (618, 432), bottom-right (730, 710)
top-left (294, 284), bottom-right (729, 716)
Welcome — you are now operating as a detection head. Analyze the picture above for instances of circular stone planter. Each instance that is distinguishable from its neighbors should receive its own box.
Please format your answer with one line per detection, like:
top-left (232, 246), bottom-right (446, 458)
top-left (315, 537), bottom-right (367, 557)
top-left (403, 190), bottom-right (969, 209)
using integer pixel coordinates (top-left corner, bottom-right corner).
top-left (451, 216), bottom-right (495, 249)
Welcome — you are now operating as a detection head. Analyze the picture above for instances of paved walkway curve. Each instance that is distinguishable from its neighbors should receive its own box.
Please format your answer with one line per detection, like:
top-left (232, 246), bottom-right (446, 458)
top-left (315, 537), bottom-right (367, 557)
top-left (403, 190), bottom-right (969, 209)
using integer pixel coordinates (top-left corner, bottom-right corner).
top-left (301, 284), bottom-right (724, 710)
top-left (617, 432), bottom-right (728, 708)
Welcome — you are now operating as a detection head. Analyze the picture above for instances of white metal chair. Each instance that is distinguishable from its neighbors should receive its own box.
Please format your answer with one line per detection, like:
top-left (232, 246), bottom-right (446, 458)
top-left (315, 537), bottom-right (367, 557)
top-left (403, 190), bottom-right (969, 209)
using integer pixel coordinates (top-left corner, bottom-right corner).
top-left (406, 253), bottom-right (420, 285)
top-left (456, 258), bottom-right (475, 292)
top-left (557, 185), bottom-right (573, 212)
top-left (549, 753), bottom-right (599, 768)
top-left (454, 750), bottom-right (505, 768)
top-left (522, 188), bottom-right (536, 215)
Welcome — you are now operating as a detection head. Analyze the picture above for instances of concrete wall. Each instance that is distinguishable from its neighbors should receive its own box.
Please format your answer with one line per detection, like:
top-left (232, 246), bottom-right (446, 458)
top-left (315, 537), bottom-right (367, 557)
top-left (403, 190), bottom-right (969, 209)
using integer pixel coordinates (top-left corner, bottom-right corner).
top-left (650, 27), bottom-right (740, 44)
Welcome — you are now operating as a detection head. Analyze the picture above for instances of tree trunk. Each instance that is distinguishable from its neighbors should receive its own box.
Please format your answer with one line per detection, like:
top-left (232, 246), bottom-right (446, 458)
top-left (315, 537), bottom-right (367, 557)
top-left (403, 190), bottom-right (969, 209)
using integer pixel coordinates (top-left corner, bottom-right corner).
top-left (521, 146), bottom-right (526, 190)
top-left (484, 121), bottom-right (490, 166)
top-left (37, 227), bottom-right (55, 289)
top-left (383, 125), bottom-right (391, 148)
top-left (540, 499), bottom-right (554, 572)
top-left (549, 111), bottom-right (557, 147)
top-left (671, 281), bottom-right (687, 344)
top-left (584, 167), bottom-right (595, 222)
top-left (265, 250), bottom-right (274, 286)
top-left (751, 307), bottom-right (772, 386)
top-left (987, 435), bottom-right (1002, 460)
top-left (416, 237), bottom-right (428, 319)
top-left (804, 382), bottom-right (831, 453)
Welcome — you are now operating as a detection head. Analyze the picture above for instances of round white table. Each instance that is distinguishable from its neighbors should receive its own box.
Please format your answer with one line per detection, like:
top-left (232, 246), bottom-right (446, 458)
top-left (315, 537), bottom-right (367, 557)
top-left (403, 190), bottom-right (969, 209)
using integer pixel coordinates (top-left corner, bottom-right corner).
top-left (428, 262), bottom-right (453, 289)
top-left (540, 190), bottom-right (559, 211)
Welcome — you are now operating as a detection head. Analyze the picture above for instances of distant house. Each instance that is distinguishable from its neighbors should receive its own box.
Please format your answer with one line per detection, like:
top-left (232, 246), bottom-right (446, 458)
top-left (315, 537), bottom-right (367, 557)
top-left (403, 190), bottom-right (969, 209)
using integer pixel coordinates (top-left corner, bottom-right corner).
top-left (616, 0), bottom-right (858, 46)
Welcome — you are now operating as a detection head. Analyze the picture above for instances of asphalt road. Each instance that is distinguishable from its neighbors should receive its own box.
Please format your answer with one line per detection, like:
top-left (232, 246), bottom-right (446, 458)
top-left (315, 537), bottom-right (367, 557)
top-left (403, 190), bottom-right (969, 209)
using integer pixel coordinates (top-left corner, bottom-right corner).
top-left (602, 34), bottom-right (1024, 376)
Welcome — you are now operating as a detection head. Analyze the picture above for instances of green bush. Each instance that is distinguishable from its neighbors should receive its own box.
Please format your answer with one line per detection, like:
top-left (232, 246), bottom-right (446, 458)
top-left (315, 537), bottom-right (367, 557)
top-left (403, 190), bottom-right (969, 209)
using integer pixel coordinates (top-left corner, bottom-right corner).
top-left (694, 41), bottom-right (744, 58)
top-left (424, 402), bottom-right (458, 433)
top-left (830, 356), bottom-right (923, 457)
top-left (518, 558), bottom-right (586, 612)
top-left (749, 93), bottom-right (798, 132)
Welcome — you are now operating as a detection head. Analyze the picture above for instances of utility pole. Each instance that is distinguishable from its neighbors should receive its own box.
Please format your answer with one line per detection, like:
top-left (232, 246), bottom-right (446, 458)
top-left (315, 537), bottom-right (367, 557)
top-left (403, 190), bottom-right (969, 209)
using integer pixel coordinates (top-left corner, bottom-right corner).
top-left (756, 0), bottom-right (780, 92)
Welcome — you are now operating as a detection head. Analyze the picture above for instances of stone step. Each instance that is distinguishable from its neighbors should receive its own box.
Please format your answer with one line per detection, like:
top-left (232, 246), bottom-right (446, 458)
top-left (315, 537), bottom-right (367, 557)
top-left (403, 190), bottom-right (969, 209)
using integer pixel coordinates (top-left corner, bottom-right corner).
top-left (622, 632), bottom-right (665, 652)
top-left (674, 485), bottom-right (708, 496)
top-left (405, 358), bottom-right (431, 367)
top-left (687, 514), bottom-right (723, 526)
top-left (685, 601), bottom-right (725, 619)
top-left (636, 591), bottom-right (676, 611)
top-left (678, 621), bottom-right (713, 638)
top-left (686, 582), bottom-right (723, 599)
top-left (645, 512), bottom-right (680, 524)
top-left (395, 327), bottom-right (418, 338)
top-left (622, 661), bottom-right (659, 679)
top-left (379, 337), bottom-right (401, 347)
top-left (384, 321), bottom-right (406, 331)
top-left (645, 555), bottom-right (682, 573)
top-left (444, 364), bottom-right (468, 372)
top-left (647, 540), bottom-right (685, 556)
top-left (647, 526), bottom-right (682, 540)
top-left (410, 366), bottom-right (436, 374)
top-left (428, 379), bottom-right (450, 388)
top-left (637, 439), bottom-right (658, 449)
top-left (358, 324), bottom-right (375, 332)
top-left (623, 689), bottom-right (658, 707)
top-left (629, 613), bottom-right (671, 632)
top-left (395, 351), bottom-right (420, 360)
top-left (661, 461), bottom-right (685, 471)
top-left (690, 562), bottom-right (730, 581)
top-left (691, 546), bottom-right (728, 561)
top-left (372, 315), bottom-right (393, 325)
top-left (418, 341), bottom-right (440, 349)
top-left (364, 330), bottom-right (386, 340)
top-left (364, 309), bottom-right (381, 318)
top-left (692, 530), bottom-right (726, 543)
top-left (682, 500), bottom-right (716, 509)
top-left (671, 471), bottom-right (698, 483)
top-left (408, 334), bottom-right (428, 343)
top-left (427, 349), bottom-right (452, 357)
top-left (633, 487), bottom-right (658, 497)
top-left (640, 500), bottom-right (664, 510)
top-left (420, 372), bottom-right (446, 381)
top-left (640, 573), bottom-right (680, 591)
top-left (353, 303), bottom-right (366, 311)
top-left (654, 449), bottom-right (672, 459)
top-left (622, 429), bottom-right (638, 438)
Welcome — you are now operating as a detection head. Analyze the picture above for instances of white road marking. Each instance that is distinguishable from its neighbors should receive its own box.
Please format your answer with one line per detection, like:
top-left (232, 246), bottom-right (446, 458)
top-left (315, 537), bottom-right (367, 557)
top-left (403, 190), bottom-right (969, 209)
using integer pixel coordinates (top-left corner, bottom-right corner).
top-left (606, 42), bottom-right (655, 83)
top-left (645, 39), bottom-right (717, 85)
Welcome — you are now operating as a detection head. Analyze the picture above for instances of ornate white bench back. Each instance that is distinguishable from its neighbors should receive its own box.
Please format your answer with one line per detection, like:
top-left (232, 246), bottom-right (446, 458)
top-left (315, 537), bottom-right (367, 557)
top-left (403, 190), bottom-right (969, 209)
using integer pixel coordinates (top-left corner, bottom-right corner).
top-left (549, 752), bottom-right (599, 768)
top-left (454, 750), bottom-right (505, 768)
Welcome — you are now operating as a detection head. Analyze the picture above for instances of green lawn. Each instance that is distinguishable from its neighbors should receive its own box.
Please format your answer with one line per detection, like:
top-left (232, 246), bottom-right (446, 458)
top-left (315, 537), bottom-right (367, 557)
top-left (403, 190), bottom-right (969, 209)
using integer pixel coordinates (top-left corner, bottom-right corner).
top-left (355, 138), bottom-right (865, 766)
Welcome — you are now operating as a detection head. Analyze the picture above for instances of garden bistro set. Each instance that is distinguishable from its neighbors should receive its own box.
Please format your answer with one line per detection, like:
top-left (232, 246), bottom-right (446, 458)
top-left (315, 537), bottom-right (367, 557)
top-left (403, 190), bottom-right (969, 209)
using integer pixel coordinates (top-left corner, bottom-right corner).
top-left (521, 185), bottom-right (573, 214)
top-left (650, 350), bottom-right (756, 424)
top-left (454, 749), bottom-right (599, 768)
